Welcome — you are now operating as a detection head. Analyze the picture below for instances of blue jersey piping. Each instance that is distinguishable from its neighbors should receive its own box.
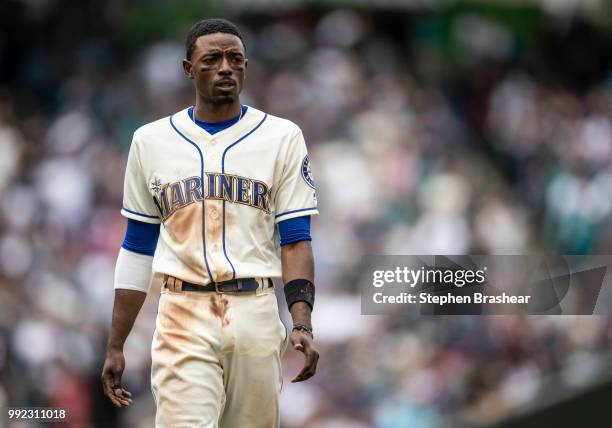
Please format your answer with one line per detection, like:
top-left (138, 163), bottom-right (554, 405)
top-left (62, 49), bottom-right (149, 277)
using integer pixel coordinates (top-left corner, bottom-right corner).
top-left (122, 207), bottom-right (160, 219)
top-left (168, 115), bottom-right (214, 281)
top-left (220, 113), bottom-right (268, 279)
top-left (275, 207), bottom-right (318, 219)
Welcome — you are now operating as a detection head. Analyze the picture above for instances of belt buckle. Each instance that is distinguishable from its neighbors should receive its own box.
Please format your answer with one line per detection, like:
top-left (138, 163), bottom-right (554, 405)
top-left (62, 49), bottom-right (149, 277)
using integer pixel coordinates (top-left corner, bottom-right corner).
top-left (215, 280), bottom-right (241, 294)
top-left (214, 282), bottom-right (224, 293)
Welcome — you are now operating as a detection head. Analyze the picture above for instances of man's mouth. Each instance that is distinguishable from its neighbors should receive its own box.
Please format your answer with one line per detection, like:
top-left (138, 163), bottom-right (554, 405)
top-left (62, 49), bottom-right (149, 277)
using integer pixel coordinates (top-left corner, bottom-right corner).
top-left (215, 80), bottom-right (236, 89)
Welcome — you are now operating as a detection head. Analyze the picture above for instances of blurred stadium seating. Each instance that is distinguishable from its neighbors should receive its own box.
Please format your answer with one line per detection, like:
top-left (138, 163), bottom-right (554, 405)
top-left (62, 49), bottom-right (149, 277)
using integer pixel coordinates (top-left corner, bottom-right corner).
top-left (1, 1), bottom-right (612, 427)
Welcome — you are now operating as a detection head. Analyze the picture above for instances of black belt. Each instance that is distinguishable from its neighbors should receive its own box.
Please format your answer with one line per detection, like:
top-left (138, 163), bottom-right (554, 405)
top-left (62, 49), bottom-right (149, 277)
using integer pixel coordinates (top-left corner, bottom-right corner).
top-left (163, 275), bottom-right (273, 293)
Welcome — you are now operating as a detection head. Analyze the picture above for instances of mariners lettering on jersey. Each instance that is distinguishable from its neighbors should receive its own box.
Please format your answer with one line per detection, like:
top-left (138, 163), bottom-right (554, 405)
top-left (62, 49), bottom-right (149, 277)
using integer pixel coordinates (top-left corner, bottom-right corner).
top-left (152, 173), bottom-right (271, 220)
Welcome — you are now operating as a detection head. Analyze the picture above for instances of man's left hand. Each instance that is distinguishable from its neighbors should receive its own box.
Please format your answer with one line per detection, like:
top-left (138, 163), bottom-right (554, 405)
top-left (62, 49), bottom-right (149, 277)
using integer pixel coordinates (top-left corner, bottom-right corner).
top-left (289, 329), bottom-right (319, 382)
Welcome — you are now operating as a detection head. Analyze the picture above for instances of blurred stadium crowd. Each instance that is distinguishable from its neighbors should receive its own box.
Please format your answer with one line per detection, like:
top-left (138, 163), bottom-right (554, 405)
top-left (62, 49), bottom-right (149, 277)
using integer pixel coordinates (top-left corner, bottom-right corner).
top-left (2, 1), bottom-right (612, 427)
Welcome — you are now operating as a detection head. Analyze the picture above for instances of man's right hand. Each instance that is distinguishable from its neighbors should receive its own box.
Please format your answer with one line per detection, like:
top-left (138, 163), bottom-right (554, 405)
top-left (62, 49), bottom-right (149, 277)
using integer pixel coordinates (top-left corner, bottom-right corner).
top-left (101, 348), bottom-right (133, 407)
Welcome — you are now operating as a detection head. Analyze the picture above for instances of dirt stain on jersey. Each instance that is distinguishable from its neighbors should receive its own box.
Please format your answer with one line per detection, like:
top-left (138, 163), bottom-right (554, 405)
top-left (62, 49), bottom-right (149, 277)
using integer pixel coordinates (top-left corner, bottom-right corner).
top-left (165, 200), bottom-right (238, 283)
top-left (164, 204), bottom-right (208, 281)
top-left (209, 295), bottom-right (231, 328)
top-left (166, 203), bottom-right (200, 244)
top-left (225, 209), bottom-right (234, 227)
top-left (215, 270), bottom-right (233, 282)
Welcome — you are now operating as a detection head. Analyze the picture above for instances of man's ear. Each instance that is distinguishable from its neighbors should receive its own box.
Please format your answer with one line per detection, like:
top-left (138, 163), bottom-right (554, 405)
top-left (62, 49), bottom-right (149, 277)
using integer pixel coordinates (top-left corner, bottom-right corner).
top-left (245, 58), bottom-right (249, 69)
top-left (183, 59), bottom-right (194, 79)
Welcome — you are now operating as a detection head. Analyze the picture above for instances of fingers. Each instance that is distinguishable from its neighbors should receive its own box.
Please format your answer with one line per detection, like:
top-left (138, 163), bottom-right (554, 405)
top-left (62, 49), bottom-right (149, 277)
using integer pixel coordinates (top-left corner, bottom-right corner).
top-left (102, 374), bottom-right (126, 407)
top-left (102, 371), bottom-right (133, 407)
top-left (104, 384), bottom-right (132, 407)
top-left (290, 331), bottom-right (309, 352)
top-left (291, 338), bottom-right (319, 383)
top-left (113, 387), bottom-right (134, 406)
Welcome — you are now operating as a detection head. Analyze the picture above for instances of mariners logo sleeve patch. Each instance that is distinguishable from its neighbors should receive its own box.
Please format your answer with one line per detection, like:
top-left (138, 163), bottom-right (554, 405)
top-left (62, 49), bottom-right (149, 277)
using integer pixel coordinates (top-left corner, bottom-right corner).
top-left (301, 155), bottom-right (315, 189)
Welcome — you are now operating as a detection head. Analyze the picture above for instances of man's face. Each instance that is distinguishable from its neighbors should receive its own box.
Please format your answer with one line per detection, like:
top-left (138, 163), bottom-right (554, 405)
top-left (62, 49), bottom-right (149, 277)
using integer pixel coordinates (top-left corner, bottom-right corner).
top-left (183, 33), bottom-right (247, 105)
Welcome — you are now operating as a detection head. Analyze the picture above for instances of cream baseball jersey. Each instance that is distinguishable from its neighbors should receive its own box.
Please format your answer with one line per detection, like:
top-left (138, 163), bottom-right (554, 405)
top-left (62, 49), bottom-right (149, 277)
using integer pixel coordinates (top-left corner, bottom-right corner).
top-left (121, 106), bottom-right (318, 285)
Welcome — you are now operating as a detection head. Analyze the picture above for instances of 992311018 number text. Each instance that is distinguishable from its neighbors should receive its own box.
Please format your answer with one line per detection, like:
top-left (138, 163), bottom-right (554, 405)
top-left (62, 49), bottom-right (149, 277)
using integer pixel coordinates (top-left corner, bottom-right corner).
top-left (7, 408), bottom-right (69, 421)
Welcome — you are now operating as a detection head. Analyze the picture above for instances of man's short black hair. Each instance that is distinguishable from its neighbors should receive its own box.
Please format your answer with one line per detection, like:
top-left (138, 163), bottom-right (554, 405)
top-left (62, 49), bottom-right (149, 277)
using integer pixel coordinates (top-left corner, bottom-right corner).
top-left (185, 18), bottom-right (246, 60)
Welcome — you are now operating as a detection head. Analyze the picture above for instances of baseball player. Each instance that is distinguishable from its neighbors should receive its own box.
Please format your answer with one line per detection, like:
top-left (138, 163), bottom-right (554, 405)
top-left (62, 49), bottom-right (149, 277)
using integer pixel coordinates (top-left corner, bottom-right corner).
top-left (101, 18), bottom-right (319, 428)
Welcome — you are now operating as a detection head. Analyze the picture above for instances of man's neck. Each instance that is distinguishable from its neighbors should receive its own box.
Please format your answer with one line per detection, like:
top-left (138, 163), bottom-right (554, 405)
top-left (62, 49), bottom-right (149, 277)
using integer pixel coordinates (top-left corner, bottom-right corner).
top-left (194, 99), bottom-right (242, 123)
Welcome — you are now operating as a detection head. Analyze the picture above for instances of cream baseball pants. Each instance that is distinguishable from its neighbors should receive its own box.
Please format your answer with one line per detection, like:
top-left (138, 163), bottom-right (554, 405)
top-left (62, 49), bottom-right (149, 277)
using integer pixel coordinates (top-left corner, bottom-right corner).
top-left (151, 284), bottom-right (288, 428)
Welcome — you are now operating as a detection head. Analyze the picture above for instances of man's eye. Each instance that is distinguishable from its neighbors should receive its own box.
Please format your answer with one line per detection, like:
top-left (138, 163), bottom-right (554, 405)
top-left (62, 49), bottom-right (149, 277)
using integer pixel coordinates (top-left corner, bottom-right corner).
top-left (203, 57), bottom-right (218, 64)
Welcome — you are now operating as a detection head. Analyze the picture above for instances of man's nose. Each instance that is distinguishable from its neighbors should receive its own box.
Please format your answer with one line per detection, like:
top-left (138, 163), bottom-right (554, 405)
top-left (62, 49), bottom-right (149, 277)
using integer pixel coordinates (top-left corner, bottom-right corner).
top-left (218, 55), bottom-right (232, 74)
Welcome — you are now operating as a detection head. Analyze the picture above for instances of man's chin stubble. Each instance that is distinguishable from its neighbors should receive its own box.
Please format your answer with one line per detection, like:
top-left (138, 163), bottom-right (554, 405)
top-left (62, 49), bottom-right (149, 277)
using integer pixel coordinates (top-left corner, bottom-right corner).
top-left (209, 93), bottom-right (237, 105)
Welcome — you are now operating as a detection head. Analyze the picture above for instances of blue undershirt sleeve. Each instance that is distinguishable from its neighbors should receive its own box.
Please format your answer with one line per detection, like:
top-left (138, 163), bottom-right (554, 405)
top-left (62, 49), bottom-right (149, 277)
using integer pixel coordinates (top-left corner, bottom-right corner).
top-left (121, 218), bottom-right (161, 256)
top-left (278, 216), bottom-right (312, 246)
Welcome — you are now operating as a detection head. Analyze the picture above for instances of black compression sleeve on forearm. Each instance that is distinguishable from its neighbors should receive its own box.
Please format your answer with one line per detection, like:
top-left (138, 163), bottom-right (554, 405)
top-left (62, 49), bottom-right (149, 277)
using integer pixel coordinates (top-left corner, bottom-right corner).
top-left (284, 279), bottom-right (315, 311)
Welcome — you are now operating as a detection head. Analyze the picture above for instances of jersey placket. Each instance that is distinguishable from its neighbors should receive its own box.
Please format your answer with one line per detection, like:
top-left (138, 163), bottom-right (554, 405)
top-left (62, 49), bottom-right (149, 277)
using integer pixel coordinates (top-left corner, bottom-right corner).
top-left (202, 138), bottom-right (234, 283)
top-left (169, 107), bottom-right (272, 285)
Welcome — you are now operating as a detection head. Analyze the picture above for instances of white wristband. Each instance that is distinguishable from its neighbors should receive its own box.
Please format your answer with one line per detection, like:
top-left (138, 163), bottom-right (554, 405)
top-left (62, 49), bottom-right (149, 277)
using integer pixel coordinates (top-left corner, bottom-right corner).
top-left (114, 247), bottom-right (154, 294)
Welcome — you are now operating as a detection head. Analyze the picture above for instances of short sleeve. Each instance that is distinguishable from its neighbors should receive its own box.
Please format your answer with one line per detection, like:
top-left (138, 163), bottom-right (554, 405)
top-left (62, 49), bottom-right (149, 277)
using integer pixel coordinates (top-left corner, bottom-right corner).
top-left (274, 129), bottom-right (319, 224)
top-left (120, 135), bottom-right (162, 224)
